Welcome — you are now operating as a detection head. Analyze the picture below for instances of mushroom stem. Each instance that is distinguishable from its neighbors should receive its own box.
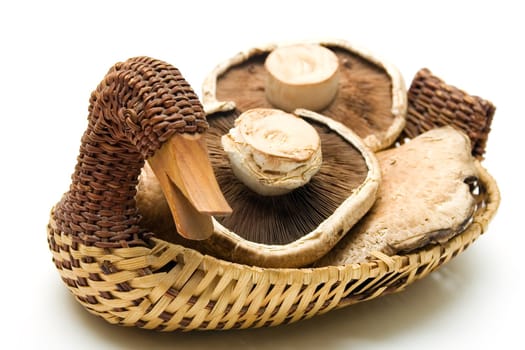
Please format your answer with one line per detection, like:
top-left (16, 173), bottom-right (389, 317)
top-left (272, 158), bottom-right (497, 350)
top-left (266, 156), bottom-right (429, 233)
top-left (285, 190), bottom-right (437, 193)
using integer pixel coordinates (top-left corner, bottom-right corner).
top-left (265, 44), bottom-right (340, 112)
top-left (221, 108), bottom-right (322, 196)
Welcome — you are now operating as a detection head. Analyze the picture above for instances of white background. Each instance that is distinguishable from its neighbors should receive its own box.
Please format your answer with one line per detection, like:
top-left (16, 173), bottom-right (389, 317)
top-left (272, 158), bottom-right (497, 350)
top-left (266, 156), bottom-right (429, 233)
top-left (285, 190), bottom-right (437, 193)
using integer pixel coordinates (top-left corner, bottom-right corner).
top-left (1, 1), bottom-right (523, 348)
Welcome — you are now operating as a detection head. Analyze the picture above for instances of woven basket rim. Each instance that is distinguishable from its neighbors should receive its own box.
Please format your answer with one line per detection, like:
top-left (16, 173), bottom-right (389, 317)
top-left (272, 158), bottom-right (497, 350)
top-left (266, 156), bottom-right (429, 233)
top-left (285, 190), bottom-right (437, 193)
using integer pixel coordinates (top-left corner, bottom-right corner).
top-left (49, 160), bottom-right (499, 283)
top-left (185, 161), bottom-right (496, 274)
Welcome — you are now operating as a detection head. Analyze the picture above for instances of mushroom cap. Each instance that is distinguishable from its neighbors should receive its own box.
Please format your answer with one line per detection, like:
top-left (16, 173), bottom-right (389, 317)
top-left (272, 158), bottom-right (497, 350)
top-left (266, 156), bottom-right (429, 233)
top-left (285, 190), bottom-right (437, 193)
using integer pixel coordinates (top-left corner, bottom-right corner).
top-left (136, 110), bottom-right (381, 267)
top-left (202, 39), bottom-right (407, 152)
top-left (316, 126), bottom-right (481, 266)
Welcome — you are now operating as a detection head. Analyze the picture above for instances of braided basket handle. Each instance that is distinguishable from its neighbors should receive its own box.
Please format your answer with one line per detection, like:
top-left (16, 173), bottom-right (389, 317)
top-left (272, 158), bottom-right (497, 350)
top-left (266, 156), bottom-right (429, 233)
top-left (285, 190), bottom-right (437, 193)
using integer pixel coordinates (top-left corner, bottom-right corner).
top-left (401, 68), bottom-right (496, 159)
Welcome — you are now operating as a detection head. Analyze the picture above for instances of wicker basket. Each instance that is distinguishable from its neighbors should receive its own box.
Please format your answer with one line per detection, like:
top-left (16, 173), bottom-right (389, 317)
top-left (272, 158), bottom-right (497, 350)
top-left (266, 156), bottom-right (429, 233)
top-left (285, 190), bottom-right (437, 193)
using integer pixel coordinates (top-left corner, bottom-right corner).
top-left (47, 60), bottom-right (499, 331)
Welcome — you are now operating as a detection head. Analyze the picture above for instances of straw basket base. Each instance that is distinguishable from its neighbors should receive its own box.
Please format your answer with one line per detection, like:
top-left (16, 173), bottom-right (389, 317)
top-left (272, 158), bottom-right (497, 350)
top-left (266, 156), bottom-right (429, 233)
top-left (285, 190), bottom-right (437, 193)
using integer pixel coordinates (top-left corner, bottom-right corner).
top-left (47, 163), bottom-right (499, 331)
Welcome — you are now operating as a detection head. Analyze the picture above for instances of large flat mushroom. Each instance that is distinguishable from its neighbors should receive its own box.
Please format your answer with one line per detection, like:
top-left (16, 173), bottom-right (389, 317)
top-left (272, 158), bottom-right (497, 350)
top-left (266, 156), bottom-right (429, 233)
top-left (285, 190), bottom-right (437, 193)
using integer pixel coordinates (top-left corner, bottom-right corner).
top-left (136, 109), bottom-right (381, 267)
top-left (202, 39), bottom-right (407, 152)
top-left (315, 126), bottom-right (483, 265)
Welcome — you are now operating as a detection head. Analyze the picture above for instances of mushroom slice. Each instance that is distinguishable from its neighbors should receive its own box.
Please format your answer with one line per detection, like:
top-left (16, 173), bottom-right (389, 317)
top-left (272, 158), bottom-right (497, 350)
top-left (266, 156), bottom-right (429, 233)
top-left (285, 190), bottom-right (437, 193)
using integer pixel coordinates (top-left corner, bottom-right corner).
top-left (136, 110), bottom-right (381, 268)
top-left (202, 39), bottom-right (407, 152)
top-left (315, 126), bottom-right (481, 266)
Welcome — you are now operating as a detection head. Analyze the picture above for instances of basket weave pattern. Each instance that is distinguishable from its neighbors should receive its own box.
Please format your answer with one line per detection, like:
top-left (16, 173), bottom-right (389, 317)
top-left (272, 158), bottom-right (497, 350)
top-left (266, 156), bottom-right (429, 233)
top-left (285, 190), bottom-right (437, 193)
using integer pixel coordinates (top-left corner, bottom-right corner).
top-left (48, 66), bottom-right (500, 331)
top-left (52, 57), bottom-right (208, 249)
top-left (403, 68), bottom-right (495, 159)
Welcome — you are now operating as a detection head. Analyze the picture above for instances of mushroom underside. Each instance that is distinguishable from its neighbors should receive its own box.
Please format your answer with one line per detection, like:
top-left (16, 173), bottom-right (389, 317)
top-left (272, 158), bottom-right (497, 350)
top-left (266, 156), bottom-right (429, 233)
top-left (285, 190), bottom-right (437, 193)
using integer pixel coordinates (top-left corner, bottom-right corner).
top-left (137, 111), bottom-right (371, 247)
top-left (210, 111), bottom-right (370, 245)
top-left (215, 47), bottom-right (395, 146)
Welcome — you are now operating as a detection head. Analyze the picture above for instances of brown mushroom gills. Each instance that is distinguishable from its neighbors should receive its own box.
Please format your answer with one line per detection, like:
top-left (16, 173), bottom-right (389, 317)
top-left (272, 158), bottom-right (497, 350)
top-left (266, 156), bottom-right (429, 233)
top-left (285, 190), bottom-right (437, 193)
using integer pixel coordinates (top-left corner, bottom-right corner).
top-left (209, 112), bottom-right (369, 245)
top-left (216, 47), bottom-right (394, 146)
top-left (139, 110), bottom-right (370, 246)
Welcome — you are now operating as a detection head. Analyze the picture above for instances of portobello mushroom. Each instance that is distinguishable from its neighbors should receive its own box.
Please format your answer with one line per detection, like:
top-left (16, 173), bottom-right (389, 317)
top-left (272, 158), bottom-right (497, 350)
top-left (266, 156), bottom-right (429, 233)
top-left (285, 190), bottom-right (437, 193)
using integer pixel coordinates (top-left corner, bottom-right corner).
top-left (315, 126), bottom-right (482, 265)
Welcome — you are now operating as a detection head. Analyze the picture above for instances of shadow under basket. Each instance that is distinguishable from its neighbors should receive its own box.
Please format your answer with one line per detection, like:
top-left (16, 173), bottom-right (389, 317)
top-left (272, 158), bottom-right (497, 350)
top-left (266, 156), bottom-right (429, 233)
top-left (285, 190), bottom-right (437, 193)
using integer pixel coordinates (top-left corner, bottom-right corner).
top-left (47, 67), bottom-right (499, 331)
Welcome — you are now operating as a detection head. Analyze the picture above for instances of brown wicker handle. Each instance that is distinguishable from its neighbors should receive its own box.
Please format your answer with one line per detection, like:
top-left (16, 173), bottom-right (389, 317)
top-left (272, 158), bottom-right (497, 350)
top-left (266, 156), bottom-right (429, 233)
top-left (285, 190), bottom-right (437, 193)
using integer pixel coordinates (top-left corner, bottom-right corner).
top-left (402, 68), bottom-right (496, 159)
top-left (52, 57), bottom-right (208, 249)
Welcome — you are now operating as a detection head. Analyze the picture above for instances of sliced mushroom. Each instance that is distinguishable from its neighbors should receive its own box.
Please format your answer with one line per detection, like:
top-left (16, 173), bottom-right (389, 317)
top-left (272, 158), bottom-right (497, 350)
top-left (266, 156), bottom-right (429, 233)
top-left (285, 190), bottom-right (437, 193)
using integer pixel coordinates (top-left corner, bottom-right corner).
top-left (202, 39), bottom-right (407, 151)
top-left (315, 126), bottom-right (481, 266)
top-left (136, 110), bottom-right (381, 267)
